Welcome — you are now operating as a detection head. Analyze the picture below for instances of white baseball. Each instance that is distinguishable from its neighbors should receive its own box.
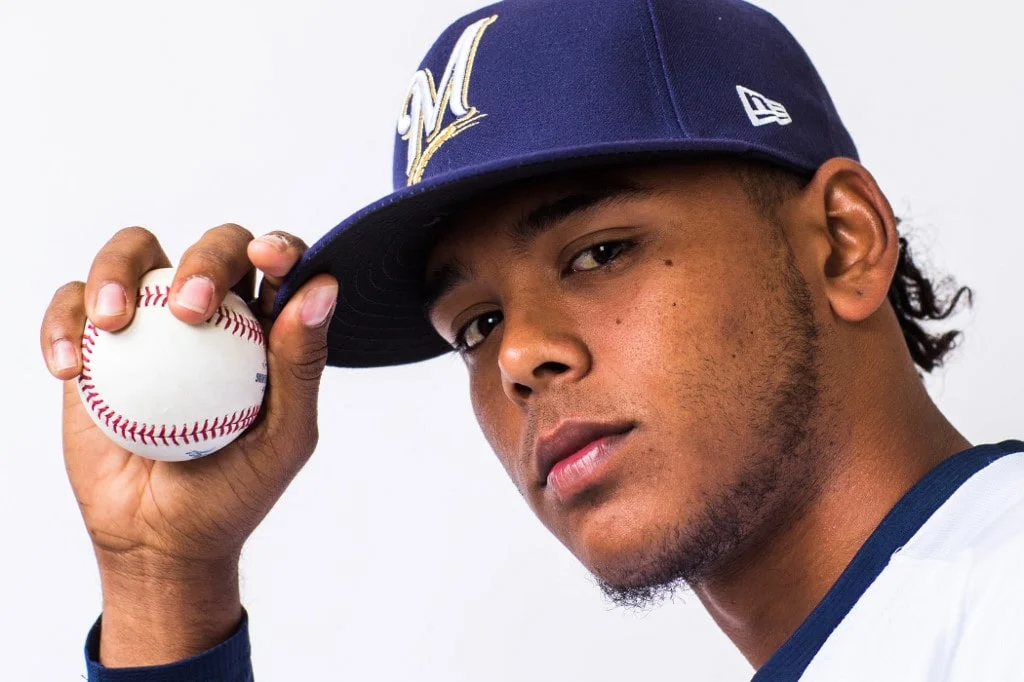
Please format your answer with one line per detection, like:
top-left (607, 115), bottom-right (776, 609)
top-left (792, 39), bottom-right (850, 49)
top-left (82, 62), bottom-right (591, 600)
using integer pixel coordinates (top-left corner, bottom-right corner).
top-left (77, 267), bottom-right (268, 462)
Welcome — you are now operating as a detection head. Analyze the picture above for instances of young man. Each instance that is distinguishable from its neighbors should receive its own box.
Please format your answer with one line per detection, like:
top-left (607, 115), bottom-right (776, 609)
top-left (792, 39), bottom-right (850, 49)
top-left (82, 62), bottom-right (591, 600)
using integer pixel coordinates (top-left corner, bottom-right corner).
top-left (40, 0), bottom-right (1023, 679)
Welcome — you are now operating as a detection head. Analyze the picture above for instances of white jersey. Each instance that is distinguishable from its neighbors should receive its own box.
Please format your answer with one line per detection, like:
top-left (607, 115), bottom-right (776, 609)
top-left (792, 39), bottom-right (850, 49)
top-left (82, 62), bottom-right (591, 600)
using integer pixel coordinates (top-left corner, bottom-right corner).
top-left (753, 440), bottom-right (1024, 682)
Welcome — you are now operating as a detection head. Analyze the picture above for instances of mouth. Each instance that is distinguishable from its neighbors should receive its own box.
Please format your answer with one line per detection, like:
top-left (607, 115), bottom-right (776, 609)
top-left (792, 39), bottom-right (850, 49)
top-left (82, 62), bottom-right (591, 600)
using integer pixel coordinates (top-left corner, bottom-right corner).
top-left (534, 420), bottom-right (636, 502)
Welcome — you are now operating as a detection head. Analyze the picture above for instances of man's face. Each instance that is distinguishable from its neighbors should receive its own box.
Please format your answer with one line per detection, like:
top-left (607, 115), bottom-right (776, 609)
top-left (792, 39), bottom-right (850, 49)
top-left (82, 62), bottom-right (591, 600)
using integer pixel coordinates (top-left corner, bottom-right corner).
top-left (425, 160), bottom-right (825, 602)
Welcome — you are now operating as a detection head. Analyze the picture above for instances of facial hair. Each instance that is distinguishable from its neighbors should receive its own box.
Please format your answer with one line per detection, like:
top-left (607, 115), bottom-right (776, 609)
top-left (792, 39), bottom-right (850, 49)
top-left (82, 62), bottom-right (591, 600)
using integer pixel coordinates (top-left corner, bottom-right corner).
top-left (597, 239), bottom-right (829, 609)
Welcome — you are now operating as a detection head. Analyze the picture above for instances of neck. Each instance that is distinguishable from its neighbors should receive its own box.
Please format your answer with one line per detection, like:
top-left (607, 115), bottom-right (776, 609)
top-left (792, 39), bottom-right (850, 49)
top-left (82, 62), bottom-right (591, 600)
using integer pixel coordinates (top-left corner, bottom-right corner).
top-left (693, 349), bottom-right (970, 669)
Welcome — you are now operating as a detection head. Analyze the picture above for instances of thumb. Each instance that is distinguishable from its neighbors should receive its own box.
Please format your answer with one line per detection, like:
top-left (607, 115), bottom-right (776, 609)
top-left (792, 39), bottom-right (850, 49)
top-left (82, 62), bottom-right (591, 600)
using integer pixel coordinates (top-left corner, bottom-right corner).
top-left (258, 274), bottom-right (338, 452)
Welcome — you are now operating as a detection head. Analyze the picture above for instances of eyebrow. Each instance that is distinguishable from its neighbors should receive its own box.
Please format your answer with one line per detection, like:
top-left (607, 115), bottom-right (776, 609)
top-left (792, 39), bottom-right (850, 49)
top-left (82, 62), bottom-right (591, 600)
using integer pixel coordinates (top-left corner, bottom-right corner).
top-left (422, 260), bottom-right (472, 321)
top-left (510, 180), bottom-right (654, 253)
top-left (422, 180), bottom-right (655, 319)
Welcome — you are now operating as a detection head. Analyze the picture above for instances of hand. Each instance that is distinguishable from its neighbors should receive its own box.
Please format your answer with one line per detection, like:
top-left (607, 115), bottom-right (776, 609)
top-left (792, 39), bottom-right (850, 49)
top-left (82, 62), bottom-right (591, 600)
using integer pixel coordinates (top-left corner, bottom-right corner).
top-left (40, 224), bottom-right (337, 665)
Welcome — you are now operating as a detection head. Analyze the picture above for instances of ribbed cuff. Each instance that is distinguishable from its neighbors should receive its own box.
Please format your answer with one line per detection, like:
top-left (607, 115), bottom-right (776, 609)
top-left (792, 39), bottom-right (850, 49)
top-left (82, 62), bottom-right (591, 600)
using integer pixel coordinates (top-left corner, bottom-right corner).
top-left (84, 607), bottom-right (253, 682)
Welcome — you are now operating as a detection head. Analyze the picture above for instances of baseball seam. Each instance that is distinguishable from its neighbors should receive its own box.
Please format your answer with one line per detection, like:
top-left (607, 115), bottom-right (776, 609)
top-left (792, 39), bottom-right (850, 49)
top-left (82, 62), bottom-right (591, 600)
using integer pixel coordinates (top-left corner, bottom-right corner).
top-left (78, 290), bottom-right (264, 448)
top-left (138, 285), bottom-right (266, 346)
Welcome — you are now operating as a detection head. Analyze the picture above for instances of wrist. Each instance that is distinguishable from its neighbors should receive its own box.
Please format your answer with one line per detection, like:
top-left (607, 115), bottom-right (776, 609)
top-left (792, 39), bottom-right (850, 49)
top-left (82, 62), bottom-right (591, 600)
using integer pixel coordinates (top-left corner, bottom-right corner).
top-left (96, 551), bottom-right (242, 667)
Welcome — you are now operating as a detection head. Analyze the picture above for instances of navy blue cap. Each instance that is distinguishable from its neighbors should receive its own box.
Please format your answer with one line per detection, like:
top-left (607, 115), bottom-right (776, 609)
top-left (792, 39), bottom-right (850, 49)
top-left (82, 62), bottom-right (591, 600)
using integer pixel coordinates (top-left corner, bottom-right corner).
top-left (275, 0), bottom-right (858, 368)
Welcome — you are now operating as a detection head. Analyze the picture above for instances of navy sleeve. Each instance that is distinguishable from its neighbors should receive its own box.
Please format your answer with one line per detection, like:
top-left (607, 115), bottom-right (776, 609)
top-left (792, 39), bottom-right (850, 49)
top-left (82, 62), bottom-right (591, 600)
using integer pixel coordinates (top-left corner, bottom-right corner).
top-left (85, 608), bottom-right (254, 682)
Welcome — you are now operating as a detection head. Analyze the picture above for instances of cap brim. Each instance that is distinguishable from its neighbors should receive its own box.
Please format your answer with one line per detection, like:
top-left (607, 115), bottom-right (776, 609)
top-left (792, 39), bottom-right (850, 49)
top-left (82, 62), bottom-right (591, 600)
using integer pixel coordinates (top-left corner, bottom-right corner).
top-left (273, 138), bottom-right (813, 368)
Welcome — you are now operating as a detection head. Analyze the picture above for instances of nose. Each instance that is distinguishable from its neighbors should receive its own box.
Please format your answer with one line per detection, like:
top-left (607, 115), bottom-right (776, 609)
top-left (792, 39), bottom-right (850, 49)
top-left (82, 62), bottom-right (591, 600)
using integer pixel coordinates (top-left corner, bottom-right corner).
top-left (498, 306), bottom-right (591, 404)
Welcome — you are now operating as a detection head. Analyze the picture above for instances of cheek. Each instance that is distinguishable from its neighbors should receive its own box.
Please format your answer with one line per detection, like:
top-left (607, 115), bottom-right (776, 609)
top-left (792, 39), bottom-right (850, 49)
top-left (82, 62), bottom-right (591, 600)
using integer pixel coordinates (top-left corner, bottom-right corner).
top-left (584, 260), bottom-right (726, 384)
top-left (553, 261), bottom-right (787, 567)
top-left (469, 370), bottom-right (527, 489)
top-left (585, 257), bottom-right (773, 467)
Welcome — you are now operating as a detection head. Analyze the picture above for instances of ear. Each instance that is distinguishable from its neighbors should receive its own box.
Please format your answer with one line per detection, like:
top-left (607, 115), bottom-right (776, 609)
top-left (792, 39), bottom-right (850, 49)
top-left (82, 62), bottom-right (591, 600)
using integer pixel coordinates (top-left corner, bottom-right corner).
top-left (806, 158), bottom-right (899, 323)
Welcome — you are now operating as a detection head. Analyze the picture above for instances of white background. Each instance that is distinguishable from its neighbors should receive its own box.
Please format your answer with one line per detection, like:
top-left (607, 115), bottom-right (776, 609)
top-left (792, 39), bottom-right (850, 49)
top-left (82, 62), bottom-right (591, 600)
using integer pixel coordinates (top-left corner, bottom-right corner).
top-left (2, 1), bottom-right (1021, 679)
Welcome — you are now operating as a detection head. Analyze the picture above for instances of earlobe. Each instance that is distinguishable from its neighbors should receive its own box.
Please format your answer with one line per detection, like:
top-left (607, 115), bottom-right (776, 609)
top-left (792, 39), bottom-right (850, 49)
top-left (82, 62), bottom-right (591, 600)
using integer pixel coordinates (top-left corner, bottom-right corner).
top-left (815, 159), bottom-right (899, 324)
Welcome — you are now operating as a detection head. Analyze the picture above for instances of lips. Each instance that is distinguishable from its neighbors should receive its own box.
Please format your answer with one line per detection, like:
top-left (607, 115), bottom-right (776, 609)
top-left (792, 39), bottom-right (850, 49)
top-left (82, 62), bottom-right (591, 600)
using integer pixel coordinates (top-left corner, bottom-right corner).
top-left (534, 420), bottom-right (635, 492)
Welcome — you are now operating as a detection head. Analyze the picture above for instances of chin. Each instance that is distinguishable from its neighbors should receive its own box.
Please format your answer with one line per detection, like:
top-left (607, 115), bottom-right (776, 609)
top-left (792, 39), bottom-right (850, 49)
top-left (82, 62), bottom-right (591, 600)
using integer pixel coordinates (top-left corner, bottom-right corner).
top-left (566, 492), bottom-right (694, 590)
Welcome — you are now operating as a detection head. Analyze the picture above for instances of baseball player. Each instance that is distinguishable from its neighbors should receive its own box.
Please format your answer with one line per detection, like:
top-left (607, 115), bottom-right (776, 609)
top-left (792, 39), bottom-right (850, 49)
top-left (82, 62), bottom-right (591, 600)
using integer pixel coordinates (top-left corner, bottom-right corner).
top-left (39, 0), bottom-right (1024, 680)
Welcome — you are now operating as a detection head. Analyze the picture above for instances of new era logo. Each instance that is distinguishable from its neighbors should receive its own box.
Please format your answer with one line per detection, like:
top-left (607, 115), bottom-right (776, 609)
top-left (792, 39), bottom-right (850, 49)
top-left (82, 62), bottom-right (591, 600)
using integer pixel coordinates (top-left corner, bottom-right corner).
top-left (736, 85), bottom-right (792, 127)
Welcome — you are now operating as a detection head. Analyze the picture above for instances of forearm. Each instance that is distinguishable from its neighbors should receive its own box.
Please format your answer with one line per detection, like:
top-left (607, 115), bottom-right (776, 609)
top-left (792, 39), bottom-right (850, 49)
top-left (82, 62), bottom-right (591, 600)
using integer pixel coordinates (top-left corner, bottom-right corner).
top-left (96, 554), bottom-right (242, 667)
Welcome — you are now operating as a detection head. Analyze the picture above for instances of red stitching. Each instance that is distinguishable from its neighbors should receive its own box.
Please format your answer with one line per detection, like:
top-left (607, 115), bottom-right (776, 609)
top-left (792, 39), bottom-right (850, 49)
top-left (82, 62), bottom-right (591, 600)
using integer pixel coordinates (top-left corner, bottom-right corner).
top-left (209, 308), bottom-right (265, 347)
top-left (78, 320), bottom-right (262, 448)
top-left (133, 286), bottom-right (264, 347)
top-left (138, 285), bottom-right (170, 308)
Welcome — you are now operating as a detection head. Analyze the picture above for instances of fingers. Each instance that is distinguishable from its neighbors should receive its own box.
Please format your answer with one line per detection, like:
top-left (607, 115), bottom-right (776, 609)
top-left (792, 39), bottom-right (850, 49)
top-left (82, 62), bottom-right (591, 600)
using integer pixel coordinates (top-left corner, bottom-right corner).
top-left (240, 273), bottom-right (338, 482)
top-left (85, 227), bottom-right (172, 332)
top-left (44, 225), bottom-right (310, 384)
top-left (246, 232), bottom-right (308, 318)
top-left (170, 223), bottom-right (256, 324)
top-left (47, 226), bottom-right (169, 378)
top-left (41, 281), bottom-right (88, 379)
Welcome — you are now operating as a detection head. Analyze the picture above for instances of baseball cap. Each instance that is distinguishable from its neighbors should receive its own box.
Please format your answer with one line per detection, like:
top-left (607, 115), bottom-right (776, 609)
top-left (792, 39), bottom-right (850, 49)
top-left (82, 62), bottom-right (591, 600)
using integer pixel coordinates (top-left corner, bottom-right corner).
top-left (274, 0), bottom-right (858, 368)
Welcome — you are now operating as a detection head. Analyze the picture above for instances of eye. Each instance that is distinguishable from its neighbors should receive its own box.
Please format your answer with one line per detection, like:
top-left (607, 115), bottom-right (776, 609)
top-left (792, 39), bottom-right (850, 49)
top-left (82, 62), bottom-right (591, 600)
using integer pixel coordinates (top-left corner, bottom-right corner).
top-left (454, 310), bottom-right (504, 353)
top-left (566, 239), bottom-right (635, 274)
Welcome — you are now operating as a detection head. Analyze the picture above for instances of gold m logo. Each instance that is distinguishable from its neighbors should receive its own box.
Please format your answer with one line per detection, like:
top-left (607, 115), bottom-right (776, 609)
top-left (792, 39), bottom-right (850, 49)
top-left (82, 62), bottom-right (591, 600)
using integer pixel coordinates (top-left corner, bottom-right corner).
top-left (397, 15), bottom-right (497, 186)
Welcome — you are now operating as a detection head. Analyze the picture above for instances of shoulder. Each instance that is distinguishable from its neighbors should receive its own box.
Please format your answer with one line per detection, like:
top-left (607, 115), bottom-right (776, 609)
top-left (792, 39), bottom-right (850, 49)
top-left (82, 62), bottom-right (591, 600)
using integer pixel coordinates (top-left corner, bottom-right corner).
top-left (895, 447), bottom-right (1024, 679)
top-left (898, 446), bottom-right (1024, 564)
top-left (797, 444), bottom-right (1024, 681)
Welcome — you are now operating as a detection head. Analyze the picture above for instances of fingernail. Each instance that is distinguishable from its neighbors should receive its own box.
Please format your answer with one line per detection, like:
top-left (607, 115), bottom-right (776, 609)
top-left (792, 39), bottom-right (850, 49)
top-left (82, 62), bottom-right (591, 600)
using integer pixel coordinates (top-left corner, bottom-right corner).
top-left (95, 283), bottom-right (126, 317)
top-left (301, 284), bottom-right (338, 328)
top-left (52, 339), bottom-right (77, 371)
top-left (257, 233), bottom-right (290, 251)
top-left (177, 276), bottom-right (214, 314)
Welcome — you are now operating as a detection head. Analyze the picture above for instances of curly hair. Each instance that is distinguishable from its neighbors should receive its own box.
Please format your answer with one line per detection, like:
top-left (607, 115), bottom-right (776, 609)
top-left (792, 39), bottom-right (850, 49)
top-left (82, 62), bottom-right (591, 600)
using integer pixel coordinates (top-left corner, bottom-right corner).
top-left (735, 162), bottom-right (972, 372)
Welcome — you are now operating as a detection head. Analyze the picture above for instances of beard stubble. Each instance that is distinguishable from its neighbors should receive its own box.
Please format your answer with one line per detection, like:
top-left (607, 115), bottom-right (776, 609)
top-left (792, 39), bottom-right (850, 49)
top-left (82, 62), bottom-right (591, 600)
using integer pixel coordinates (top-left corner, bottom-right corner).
top-left (597, 241), bottom-right (831, 609)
